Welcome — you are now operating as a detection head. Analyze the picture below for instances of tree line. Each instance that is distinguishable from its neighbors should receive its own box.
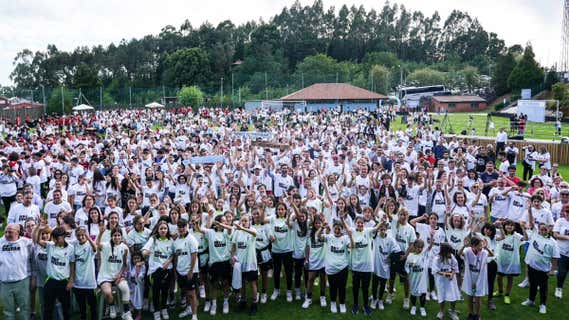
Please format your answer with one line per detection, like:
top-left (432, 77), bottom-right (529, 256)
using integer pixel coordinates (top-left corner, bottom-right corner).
top-left (2, 0), bottom-right (555, 112)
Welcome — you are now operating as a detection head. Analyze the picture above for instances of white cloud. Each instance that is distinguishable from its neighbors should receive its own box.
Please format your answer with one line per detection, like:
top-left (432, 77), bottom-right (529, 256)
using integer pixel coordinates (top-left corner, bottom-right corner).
top-left (0, 0), bottom-right (562, 87)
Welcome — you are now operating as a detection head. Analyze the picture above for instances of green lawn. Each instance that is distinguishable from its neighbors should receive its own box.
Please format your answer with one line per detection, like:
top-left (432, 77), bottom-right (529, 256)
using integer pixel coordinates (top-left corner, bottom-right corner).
top-left (390, 113), bottom-right (563, 141)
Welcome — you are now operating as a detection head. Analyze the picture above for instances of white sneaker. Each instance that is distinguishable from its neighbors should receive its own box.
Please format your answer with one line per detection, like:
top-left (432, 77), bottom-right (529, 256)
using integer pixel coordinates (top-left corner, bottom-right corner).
top-left (555, 287), bottom-right (563, 299)
top-left (302, 298), bottom-right (312, 309)
top-left (539, 304), bottom-right (547, 314)
top-left (320, 296), bottom-right (327, 307)
top-left (339, 304), bottom-right (346, 314)
top-left (330, 301), bottom-right (338, 313)
top-left (448, 310), bottom-right (459, 320)
top-left (260, 293), bottom-right (268, 304)
top-left (370, 298), bottom-right (377, 309)
top-left (161, 309), bottom-right (169, 320)
top-left (223, 299), bottom-right (229, 314)
top-left (199, 285), bottom-right (206, 299)
top-left (179, 306), bottom-right (192, 318)
top-left (436, 311), bottom-right (444, 320)
top-left (286, 290), bottom-right (293, 302)
top-left (204, 301), bottom-right (211, 312)
top-left (430, 291), bottom-right (437, 300)
top-left (295, 288), bottom-right (302, 300)
top-left (403, 298), bottom-right (410, 310)
top-left (420, 307), bottom-right (427, 317)
top-left (385, 293), bottom-right (394, 304)
top-left (181, 297), bottom-right (187, 308)
top-left (122, 311), bottom-right (133, 320)
top-left (521, 299), bottom-right (534, 306)
top-left (270, 290), bottom-right (280, 301)
top-left (210, 302), bottom-right (217, 316)
top-left (426, 293), bottom-right (430, 301)
top-left (149, 303), bottom-right (155, 313)
top-left (410, 306), bottom-right (416, 315)
top-left (377, 300), bottom-right (385, 310)
top-left (267, 269), bottom-right (273, 278)
top-left (109, 305), bottom-right (117, 319)
top-left (518, 278), bottom-right (529, 288)
top-left (153, 311), bottom-right (161, 320)
top-left (143, 299), bottom-right (150, 311)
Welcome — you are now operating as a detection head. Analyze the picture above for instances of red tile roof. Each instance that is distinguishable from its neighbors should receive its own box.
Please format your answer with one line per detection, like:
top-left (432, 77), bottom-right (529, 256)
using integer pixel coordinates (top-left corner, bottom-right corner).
top-left (281, 83), bottom-right (387, 101)
top-left (432, 95), bottom-right (486, 103)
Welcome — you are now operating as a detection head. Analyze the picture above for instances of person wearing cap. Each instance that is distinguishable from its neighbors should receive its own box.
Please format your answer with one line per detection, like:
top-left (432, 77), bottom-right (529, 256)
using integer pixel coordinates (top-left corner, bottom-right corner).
top-left (0, 223), bottom-right (34, 320)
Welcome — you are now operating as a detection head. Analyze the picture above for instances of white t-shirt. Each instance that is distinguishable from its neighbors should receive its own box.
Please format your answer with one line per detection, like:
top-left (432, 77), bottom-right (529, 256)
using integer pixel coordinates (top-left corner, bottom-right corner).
top-left (71, 241), bottom-right (97, 289)
top-left (7, 203), bottom-right (40, 226)
top-left (46, 241), bottom-right (75, 281)
top-left (553, 218), bottom-right (569, 257)
top-left (0, 236), bottom-right (33, 282)
top-left (323, 234), bottom-right (351, 275)
top-left (461, 247), bottom-right (489, 296)
top-left (524, 231), bottom-right (560, 272)
top-left (489, 188), bottom-right (509, 219)
top-left (96, 242), bottom-right (128, 284)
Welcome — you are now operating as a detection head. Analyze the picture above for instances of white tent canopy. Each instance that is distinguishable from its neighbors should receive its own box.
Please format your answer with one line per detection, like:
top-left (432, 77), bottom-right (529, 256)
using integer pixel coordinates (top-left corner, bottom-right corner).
top-left (145, 102), bottom-right (164, 109)
top-left (72, 104), bottom-right (94, 111)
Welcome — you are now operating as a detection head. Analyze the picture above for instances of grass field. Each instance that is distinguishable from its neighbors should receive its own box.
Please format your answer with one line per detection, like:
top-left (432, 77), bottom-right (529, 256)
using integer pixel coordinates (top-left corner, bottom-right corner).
top-left (390, 113), bottom-right (563, 141)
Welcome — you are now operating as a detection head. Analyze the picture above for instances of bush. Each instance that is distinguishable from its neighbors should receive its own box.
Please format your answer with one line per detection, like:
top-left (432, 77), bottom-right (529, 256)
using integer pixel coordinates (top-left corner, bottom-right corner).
top-left (494, 102), bottom-right (505, 111)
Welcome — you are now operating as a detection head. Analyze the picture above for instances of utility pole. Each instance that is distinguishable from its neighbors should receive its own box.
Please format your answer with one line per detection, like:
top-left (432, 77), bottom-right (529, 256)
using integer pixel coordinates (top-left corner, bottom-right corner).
top-left (301, 73), bottom-right (304, 88)
top-left (129, 87), bottom-right (132, 109)
top-left (100, 87), bottom-right (103, 110)
top-left (162, 85), bottom-right (166, 105)
top-left (40, 85), bottom-right (46, 115)
top-left (231, 72), bottom-right (234, 106)
top-left (61, 86), bottom-right (64, 114)
top-left (265, 72), bottom-right (268, 101)
top-left (220, 77), bottom-right (224, 107)
top-left (336, 72), bottom-right (339, 83)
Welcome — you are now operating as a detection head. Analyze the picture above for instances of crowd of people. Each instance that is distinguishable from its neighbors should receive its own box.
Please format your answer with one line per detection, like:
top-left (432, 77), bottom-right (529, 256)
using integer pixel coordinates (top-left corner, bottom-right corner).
top-left (0, 107), bottom-right (566, 320)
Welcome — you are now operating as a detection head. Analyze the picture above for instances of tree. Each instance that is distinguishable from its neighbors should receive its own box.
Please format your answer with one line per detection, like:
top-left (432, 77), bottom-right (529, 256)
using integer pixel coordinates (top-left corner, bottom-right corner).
top-left (73, 63), bottom-right (101, 89)
top-left (47, 86), bottom-right (73, 114)
top-left (461, 66), bottom-right (480, 92)
top-left (178, 86), bottom-right (204, 111)
top-left (369, 65), bottom-right (391, 94)
top-left (492, 53), bottom-right (516, 96)
top-left (544, 70), bottom-right (559, 90)
top-left (408, 68), bottom-right (446, 86)
top-left (161, 48), bottom-right (211, 88)
top-left (507, 45), bottom-right (544, 92)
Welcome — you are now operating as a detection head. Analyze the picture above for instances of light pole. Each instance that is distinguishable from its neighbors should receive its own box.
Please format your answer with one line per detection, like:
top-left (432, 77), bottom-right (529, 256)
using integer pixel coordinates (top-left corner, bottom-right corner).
top-left (220, 77), bottom-right (224, 107)
top-left (40, 85), bottom-right (46, 115)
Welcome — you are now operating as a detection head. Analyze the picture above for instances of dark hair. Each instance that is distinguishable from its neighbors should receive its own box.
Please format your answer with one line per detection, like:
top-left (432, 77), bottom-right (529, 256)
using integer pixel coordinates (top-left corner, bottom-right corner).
top-left (439, 243), bottom-right (453, 261)
top-left (481, 223), bottom-right (497, 239)
top-left (295, 208), bottom-right (308, 238)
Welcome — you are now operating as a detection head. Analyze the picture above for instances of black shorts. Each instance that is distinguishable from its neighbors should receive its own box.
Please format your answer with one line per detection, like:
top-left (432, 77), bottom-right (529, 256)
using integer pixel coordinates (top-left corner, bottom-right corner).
top-left (453, 250), bottom-right (465, 272)
top-left (259, 260), bottom-right (273, 272)
top-left (497, 272), bottom-right (520, 277)
top-left (307, 267), bottom-right (325, 273)
top-left (177, 271), bottom-right (199, 290)
top-left (209, 261), bottom-right (231, 282)
top-left (389, 252), bottom-right (407, 281)
top-left (243, 271), bottom-right (259, 282)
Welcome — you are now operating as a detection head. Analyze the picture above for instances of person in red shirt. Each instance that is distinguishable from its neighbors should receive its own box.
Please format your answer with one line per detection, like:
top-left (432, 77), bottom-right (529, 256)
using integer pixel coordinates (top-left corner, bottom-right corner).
top-left (420, 149), bottom-right (436, 166)
top-left (505, 165), bottom-right (521, 185)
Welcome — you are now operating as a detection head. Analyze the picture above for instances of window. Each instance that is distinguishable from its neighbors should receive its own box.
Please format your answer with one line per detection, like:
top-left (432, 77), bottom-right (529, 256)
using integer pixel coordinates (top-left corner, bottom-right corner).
top-left (470, 103), bottom-right (479, 108)
top-left (448, 103), bottom-right (456, 108)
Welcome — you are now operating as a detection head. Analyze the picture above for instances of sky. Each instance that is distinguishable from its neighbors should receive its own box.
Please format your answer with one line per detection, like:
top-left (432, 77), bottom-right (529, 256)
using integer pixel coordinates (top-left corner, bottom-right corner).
top-left (0, 0), bottom-right (563, 87)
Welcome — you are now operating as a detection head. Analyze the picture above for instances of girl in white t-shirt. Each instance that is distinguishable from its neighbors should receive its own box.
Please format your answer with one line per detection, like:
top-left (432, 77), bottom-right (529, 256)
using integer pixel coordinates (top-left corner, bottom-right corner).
top-left (96, 225), bottom-right (131, 320)
top-left (70, 227), bottom-right (97, 320)
top-left (432, 243), bottom-right (460, 320)
top-left (405, 239), bottom-right (429, 317)
top-left (495, 219), bottom-right (527, 304)
top-left (460, 236), bottom-right (493, 320)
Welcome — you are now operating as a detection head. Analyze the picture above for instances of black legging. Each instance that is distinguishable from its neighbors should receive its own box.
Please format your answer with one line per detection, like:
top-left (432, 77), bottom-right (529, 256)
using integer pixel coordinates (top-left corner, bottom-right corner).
top-left (272, 251), bottom-right (293, 290)
top-left (488, 260), bottom-right (498, 300)
top-left (328, 267), bottom-right (348, 304)
top-left (522, 162), bottom-right (533, 181)
top-left (411, 294), bottom-right (426, 307)
top-left (1, 195), bottom-right (16, 217)
top-left (557, 255), bottom-right (569, 288)
top-left (371, 275), bottom-right (388, 300)
top-left (151, 268), bottom-right (172, 311)
top-left (74, 288), bottom-right (97, 320)
top-left (293, 258), bottom-right (307, 289)
top-left (352, 271), bottom-right (371, 308)
top-left (528, 266), bottom-right (548, 305)
top-left (44, 279), bottom-right (71, 320)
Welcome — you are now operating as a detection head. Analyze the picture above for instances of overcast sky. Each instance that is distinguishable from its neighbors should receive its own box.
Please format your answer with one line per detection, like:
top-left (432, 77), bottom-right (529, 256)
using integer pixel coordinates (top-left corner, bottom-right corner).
top-left (0, 0), bottom-right (563, 87)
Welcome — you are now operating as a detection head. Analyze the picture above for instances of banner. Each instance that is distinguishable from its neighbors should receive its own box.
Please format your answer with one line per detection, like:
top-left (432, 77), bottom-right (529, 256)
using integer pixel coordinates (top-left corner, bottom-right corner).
top-left (517, 100), bottom-right (546, 123)
top-left (251, 140), bottom-right (290, 149)
top-left (182, 155), bottom-right (226, 165)
top-left (233, 131), bottom-right (273, 140)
